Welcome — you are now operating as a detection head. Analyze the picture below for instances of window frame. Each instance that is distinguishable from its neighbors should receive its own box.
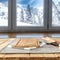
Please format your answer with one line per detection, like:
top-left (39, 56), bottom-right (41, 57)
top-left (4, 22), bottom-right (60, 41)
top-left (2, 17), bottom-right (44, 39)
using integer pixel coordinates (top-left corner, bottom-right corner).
top-left (1, 0), bottom-right (60, 32)
top-left (12, 0), bottom-right (48, 32)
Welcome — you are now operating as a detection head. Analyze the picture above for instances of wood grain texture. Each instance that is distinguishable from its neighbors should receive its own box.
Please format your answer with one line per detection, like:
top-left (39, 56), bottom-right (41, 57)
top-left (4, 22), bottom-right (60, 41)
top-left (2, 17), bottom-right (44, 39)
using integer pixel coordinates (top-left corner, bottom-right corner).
top-left (52, 38), bottom-right (60, 43)
top-left (4, 54), bottom-right (29, 58)
top-left (13, 38), bottom-right (40, 48)
top-left (0, 54), bottom-right (5, 60)
top-left (0, 38), bottom-right (60, 60)
top-left (0, 38), bottom-right (15, 52)
top-left (0, 40), bottom-right (11, 51)
top-left (0, 54), bottom-right (60, 60)
top-left (3, 54), bottom-right (29, 60)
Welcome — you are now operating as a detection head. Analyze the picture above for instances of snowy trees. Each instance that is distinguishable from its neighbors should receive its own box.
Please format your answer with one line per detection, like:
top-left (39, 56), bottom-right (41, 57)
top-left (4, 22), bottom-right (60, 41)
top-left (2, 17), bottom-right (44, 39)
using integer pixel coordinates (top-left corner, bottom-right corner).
top-left (25, 4), bottom-right (32, 24)
top-left (18, 4), bottom-right (43, 25)
top-left (20, 9), bottom-right (24, 22)
top-left (19, 4), bottom-right (32, 24)
top-left (52, 1), bottom-right (60, 26)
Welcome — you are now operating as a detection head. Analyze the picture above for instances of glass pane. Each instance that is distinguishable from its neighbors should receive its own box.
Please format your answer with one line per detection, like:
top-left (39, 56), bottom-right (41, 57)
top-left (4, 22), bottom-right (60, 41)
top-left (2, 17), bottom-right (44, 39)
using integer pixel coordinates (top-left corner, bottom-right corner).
top-left (50, 34), bottom-right (60, 38)
top-left (52, 0), bottom-right (60, 26)
top-left (16, 34), bottom-right (44, 38)
top-left (0, 34), bottom-right (9, 38)
top-left (16, 0), bottom-right (44, 26)
top-left (0, 0), bottom-right (8, 26)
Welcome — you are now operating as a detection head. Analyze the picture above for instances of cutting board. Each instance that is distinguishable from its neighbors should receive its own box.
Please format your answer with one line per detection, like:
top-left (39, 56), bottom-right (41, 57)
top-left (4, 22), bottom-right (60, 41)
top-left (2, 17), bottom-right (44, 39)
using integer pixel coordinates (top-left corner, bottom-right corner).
top-left (13, 38), bottom-right (40, 48)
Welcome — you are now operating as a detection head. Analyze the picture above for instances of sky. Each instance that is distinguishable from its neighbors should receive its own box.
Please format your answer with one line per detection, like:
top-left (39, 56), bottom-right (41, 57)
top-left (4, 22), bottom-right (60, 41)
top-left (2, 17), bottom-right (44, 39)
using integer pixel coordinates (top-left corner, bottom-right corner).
top-left (0, 0), bottom-right (43, 7)
top-left (0, 0), bottom-right (60, 8)
top-left (0, 0), bottom-right (7, 2)
top-left (0, 0), bottom-right (60, 4)
top-left (17, 0), bottom-right (44, 8)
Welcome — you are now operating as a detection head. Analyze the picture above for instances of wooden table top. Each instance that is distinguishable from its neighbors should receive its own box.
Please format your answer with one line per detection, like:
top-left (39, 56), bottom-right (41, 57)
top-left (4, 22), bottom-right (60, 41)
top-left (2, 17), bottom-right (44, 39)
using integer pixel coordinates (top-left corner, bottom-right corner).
top-left (0, 38), bottom-right (60, 59)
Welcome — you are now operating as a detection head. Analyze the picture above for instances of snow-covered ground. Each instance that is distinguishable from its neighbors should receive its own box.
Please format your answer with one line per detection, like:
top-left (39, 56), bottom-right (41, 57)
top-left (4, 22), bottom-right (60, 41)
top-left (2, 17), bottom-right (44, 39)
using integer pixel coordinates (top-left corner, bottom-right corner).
top-left (0, 19), bottom-right (8, 26)
top-left (17, 21), bottom-right (43, 26)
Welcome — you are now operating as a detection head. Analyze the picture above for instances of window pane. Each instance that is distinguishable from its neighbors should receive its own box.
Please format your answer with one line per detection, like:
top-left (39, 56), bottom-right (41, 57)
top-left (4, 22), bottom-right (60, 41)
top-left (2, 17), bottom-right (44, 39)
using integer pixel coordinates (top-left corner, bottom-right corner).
top-left (0, 34), bottom-right (9, 38)
top-left (16, 0), bottom-right (44, 26)
top-left (50, 34), bottom-right (60, 38)
top-left (52, 0), bottom-right (60, 26)
top-left (0, 0), bottom-right (8, 26)
top-left (16, 34), bottom-right (44, 38)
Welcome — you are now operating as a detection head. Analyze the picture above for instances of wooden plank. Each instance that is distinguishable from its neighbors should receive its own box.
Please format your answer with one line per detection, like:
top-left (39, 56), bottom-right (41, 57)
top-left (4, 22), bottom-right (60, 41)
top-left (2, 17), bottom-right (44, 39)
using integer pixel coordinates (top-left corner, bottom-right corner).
top-left (0, 54), bottom-right (59, 60)
top-left (0, 38), bottom-right (15, 41)
top-left (30, 54), bottom-right (44, 60)
top-left (29, 58), bottom-right (44, 60)
top-left (30, 54), bottom-right (44, 57)
top-left (3, 54), bottom-right (29, 60)
top-left (0, 58), bottom-right (3, 60)
top-left (0, 40), bottom-right (9, 49)
top-left (0, 54), bottom-right (5, 58)
top-left (43, 54), bottom-right (57, 58)
top-left (0, 40), bottom-right (13, 51)
top-left (3, 58), bottom-right (17, 60)
top-left (0, 38), bottom-right (15, 51)
top-left (4, 54), bottom-right (44, 60)
top-left (0, 54), bottom-right (5, 60)
top-left (56, 54), bottom-right (60, 57)
top-left (55, 54), bottom-right (60, 60)
top-left (43, 54), bottom-right (58, 60)
top-left (0, 40), bottom-right (7, 45)
top-left (4, 54), bottom-right (29, 58)
top-left (3, 58), bottom-right (29, 60)
top-left (0, 38), bottom-right (14, 44)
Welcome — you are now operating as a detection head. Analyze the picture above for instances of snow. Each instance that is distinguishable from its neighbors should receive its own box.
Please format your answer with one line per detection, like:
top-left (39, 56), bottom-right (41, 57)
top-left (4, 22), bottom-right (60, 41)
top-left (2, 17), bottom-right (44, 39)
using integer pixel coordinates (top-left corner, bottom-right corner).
top-left (17, 21), bottom-right (43, 26)
top-left (17, 4), bottom-right (44, 26)
top-left (52, 1), bottom-right (60, 26)
top-left (0, 1), bottom-right (60, 27)
top-left (0, 2), bottom-right (8, 26)
top-left (0, 18), bottom-right (8, 26)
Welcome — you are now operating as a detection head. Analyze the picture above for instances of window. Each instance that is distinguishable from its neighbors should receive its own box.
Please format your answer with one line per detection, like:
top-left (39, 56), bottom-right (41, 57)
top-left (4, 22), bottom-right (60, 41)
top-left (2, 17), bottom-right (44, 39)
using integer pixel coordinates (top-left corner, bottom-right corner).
top-left (0, 0), bottom-right (60, 32)
top-left (16, 34), bottom-right (44, 38)
top-left (49, 0), bottom-right (60, 31)
top-left (0, 0), bottom-right (11, 31)
top-left (13, 0), bottom-right (47, 32)
top-left (50, 34), bottom-right (60, 38)
top-left (52, 0), bottom-right (60, 27)
top-left (0, 0), bottom-right (8, 26)
top-left (0, 34), bottom-right (9, 38)
top-left (16, 0), bottom-right (44, 26)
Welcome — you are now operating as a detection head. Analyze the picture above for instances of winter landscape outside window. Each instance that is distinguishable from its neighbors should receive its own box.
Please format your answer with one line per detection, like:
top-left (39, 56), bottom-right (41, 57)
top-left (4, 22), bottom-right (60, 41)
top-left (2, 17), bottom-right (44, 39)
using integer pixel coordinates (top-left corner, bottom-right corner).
top-left (52, 0), bottom-right (60, 26)
top-left (0, 0), bottom-right (8, 26)
top-left (16, 0), bottom-right (44, 26)
top-left (0, 0), bottom-right (60, 32)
